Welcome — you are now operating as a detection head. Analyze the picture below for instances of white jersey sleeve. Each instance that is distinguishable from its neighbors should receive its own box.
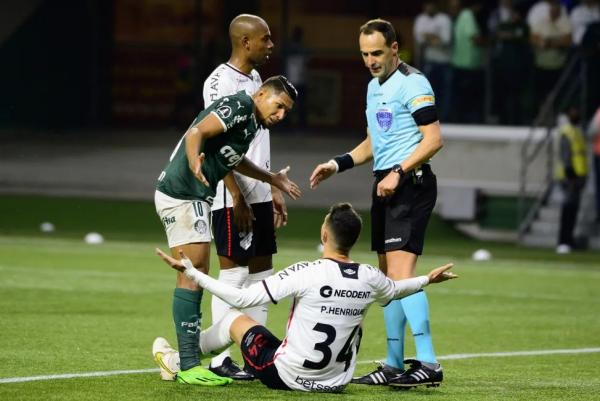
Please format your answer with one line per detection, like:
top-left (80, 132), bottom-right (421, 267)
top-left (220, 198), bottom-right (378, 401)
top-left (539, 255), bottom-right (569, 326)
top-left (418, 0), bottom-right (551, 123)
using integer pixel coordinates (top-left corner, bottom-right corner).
top-left (182, 260), bottom-right (272, 307)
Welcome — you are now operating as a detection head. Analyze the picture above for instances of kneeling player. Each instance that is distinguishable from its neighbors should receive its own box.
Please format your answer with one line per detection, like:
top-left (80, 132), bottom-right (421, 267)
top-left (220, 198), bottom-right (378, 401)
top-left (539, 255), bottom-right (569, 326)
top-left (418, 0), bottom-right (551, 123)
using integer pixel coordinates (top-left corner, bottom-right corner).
top-left (154, 203), bottom-right (457, 392)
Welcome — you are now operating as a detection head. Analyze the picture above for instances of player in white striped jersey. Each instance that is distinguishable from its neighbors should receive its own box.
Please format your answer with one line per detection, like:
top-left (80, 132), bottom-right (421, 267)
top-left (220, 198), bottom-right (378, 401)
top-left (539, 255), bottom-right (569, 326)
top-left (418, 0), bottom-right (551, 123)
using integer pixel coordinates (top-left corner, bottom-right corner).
top-left (200, 14), bottom-right (290, 380)
top-left (154, 203), bottom-right (457, 392)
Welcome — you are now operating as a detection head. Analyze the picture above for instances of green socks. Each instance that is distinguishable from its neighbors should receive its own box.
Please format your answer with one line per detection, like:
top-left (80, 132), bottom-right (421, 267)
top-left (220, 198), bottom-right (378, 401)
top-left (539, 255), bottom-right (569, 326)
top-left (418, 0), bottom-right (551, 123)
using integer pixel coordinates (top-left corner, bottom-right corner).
top-left (173, 288), bottom-right (202, 371)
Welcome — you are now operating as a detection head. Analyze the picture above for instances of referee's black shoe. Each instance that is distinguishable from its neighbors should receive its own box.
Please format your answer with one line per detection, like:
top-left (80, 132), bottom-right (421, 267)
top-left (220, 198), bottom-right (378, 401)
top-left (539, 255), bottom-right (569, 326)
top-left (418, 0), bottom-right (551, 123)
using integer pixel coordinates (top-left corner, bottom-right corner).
top-left (388, 359), bottom-right (443, 388)
top-left (208, 357), bottom-right (255, 380)
top-left (351, 362), bottom-right (404, 385)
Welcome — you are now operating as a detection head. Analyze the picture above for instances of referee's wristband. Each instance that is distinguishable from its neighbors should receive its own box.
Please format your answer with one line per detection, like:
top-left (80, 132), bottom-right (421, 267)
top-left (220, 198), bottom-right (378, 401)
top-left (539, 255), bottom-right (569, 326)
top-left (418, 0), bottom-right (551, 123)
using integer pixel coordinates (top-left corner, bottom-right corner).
top-left (332, 153), bottom-right (355, 173)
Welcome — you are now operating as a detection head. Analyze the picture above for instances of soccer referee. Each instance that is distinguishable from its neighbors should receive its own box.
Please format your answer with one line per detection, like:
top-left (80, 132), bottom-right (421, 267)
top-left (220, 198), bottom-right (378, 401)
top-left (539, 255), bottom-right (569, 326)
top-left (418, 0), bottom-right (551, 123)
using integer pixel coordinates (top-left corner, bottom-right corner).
top-left (310, 19), bottom-right (444, 388)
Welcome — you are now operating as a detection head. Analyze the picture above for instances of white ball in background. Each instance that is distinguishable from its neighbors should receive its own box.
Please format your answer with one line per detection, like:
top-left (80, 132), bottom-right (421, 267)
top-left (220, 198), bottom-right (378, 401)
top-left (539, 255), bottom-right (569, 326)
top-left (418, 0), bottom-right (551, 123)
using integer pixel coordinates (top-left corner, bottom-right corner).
top-left (472, 249), bottom-right (492, 261)
top-left (84, 232), bottom-right (104, 245)
top-left (40, 222), bottom-right (55, 233)
top-left (317, 243), bottom-right (324, 253)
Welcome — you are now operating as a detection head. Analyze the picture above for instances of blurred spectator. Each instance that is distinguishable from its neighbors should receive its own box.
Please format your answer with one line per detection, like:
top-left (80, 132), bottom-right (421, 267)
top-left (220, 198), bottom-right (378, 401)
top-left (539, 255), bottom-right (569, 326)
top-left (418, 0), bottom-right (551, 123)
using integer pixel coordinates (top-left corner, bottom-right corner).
top-left (570, 0), bottom-right (600, 45)
top-left (529, 0), bottom-right (572, 112)
top-left (489, 1), bottom-right (531, 125)
top-left (285, 27), bottom-right (309, 128)
top-left (488, 0), bottom-right (514, 35)
top-left (555, 107), bottom-right (588, 254)
top-left (527, 0), bottom-right (568, 27)
top-left (451, 0), bottom-right (485, 123)
top-left (590, 106), bottom-right (600, 221)
top-left (414, 1), bottom-right (453, 121)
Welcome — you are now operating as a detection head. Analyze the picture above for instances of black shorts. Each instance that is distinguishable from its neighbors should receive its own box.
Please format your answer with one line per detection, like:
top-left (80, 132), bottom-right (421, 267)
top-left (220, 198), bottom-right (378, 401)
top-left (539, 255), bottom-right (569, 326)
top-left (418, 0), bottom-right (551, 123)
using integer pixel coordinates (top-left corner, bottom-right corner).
top-left (371, 164), bottom-right (437, 255)
top-left (212, 201), bottom-right (277, 261)
top-left (240, 325), bottom-right (290, 390)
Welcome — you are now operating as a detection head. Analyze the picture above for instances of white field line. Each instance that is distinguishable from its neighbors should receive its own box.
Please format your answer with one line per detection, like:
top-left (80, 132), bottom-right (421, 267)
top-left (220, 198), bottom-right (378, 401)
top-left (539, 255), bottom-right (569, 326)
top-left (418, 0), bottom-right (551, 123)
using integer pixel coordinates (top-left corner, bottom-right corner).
top-left (1, 347), bottom-right (599, 384)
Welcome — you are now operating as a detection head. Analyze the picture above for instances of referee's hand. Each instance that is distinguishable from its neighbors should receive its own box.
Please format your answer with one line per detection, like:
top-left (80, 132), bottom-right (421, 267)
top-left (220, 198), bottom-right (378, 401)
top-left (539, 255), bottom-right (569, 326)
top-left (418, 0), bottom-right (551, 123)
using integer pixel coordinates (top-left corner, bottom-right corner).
top-left (376, 171), bottom-right (401, 197)
top-left (310, 161), bottom-right (337, 189)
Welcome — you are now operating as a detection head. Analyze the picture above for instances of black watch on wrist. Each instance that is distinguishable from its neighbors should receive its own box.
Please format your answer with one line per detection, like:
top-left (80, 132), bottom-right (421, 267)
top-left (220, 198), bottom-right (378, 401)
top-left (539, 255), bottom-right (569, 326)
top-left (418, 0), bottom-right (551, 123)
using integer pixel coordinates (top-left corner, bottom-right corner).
top-left (391, 164), bottom-right (405, 177)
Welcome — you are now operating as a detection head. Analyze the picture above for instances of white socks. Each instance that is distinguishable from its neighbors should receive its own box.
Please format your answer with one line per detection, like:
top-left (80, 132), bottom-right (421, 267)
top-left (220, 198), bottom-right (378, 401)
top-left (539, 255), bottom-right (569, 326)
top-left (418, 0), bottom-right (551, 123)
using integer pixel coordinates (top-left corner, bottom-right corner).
top-left (200, 309), bottom-right (243, 358)
top-left (209, 267), bottom-right (248, 367)
top-left (242, 268), bottom-right (273, 325)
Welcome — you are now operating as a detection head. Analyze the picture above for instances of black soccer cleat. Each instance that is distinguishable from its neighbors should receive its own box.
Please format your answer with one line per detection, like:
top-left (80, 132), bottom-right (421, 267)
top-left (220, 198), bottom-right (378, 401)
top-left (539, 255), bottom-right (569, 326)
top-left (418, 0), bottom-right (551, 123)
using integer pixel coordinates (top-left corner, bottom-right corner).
top-left (208, 357), bottom-right (255, 381)
top-left (388, 359), bottom-right (443, 388)
top-left (351, 362), bottom-right (404, 385)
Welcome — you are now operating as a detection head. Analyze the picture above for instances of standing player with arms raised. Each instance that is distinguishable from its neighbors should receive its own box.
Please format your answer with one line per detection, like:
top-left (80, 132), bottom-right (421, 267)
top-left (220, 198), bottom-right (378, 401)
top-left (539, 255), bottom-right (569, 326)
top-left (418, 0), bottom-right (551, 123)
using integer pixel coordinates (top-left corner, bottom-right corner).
top-left (153, 76), bottom-right (300, 386)
top-left (155, 203), bottom-right (457, 392)
top-left (310, 19), bottom-right (445, 388)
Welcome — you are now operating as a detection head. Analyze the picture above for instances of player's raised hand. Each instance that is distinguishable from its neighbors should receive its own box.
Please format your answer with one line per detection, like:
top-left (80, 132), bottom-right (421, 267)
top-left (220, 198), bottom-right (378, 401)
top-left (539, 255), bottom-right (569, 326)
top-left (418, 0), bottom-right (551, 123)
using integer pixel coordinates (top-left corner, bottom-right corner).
top-left (427, 263), bottom-right (458, 284)
top-left (271, 186), bottom-right (288, 228)
top-left (156, 248), bottom-right (188, 272)
top-left (190, 153), bottom-right (210, 186)
top-left (309, 161), bottom-right (337, 189)
top-left (272, 166), bottom-right (301, 200)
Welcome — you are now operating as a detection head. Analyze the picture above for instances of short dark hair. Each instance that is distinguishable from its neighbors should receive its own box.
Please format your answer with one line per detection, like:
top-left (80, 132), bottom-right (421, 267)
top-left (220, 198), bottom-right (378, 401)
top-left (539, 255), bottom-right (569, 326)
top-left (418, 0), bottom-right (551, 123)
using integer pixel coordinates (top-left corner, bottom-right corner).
top-left (325, 203), bottom-right (362, 254)
top-left (261, 75), bottom-right (298, 101)
top-left (359, 19), bottom-right (397, 47)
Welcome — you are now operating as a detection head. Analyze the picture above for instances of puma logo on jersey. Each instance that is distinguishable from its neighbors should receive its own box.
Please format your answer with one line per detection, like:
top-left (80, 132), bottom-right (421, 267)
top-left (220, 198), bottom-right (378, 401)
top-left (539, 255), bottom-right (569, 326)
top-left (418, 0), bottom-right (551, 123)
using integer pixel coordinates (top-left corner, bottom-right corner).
top-left (220, 145), bottom-right (244, 167)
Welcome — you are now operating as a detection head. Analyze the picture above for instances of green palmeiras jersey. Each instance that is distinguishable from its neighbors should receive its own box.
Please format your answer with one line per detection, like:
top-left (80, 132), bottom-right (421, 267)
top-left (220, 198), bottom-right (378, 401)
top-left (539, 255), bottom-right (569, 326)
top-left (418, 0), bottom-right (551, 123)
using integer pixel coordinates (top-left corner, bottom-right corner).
top-left (157, 91), bottom-right (260, 204)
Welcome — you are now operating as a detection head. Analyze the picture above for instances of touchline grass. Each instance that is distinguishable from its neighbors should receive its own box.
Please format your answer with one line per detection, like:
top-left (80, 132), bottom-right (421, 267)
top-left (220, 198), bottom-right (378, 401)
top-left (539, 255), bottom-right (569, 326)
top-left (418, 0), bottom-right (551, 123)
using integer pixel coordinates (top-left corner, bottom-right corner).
top-left (0, 195), bottom-right (599, 400)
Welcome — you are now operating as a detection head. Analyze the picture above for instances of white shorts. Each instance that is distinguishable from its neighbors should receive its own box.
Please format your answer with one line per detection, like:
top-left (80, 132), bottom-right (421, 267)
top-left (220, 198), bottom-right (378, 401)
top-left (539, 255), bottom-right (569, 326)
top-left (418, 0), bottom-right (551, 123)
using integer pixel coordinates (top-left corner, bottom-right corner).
top-left (154, 190), bottom-right (212, 248)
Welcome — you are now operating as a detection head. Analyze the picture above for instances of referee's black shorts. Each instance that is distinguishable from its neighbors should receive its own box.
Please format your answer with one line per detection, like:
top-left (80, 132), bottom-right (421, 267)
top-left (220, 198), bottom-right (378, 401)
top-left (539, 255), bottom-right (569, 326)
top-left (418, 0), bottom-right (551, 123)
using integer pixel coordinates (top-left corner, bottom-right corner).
top-left (212, 201), bottom-right (277, 262)
top-left (371, 164), bottom-right (437, 255)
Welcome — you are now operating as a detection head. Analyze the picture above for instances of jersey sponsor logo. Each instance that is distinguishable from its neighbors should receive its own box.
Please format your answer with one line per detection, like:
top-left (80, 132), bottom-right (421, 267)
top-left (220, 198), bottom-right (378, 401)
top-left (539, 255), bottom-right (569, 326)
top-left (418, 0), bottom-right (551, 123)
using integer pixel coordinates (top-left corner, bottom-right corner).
top-left (276, 261), bottom-right (311, 280)
top-left (219, 145), bottom-right (244, 167)
top-left (384, 237), bottom-right (402, 244)
top-left (194, 219), bottom-right (208, 235)
top-left (162, 216), bottom-right (176, 227)
top-left (376, 108), bottom-right (393, 131)
top-left (319, 285), bottom-right (333, 298)
top-left (411, 95), bottom-right (435, 108)
top-left (294, 376), bottom-right (345, 392)
top-left (216, 105), bottom-right (232, 119)
top-left (320, 306), bottom-right (365, 316)
top-left (333, 289), bottom-right (371, 299)
top-left (226, 114), bottom-right (248, 129)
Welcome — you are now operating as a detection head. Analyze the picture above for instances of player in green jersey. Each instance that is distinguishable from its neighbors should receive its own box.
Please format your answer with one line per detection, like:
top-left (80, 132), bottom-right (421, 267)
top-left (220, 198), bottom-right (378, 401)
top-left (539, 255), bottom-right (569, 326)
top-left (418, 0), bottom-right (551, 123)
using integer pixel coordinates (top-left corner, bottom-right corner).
top-left (154, 75), bottom-right (300, 386)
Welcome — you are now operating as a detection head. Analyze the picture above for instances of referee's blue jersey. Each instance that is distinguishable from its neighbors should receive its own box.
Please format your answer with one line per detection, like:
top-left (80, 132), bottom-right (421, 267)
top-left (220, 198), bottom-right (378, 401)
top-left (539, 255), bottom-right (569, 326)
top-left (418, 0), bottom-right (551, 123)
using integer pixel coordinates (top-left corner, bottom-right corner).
top-left (366, 64), bottom-right (435, 171)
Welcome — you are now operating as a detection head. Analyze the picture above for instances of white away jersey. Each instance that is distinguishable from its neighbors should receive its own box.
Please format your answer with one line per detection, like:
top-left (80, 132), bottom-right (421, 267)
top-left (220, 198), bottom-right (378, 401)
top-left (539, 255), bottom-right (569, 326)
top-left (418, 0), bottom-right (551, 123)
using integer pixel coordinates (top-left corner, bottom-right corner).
top-left (262, 258), bottom-right (428, 392)
top-left (202, 63), bottom-right (272, 210)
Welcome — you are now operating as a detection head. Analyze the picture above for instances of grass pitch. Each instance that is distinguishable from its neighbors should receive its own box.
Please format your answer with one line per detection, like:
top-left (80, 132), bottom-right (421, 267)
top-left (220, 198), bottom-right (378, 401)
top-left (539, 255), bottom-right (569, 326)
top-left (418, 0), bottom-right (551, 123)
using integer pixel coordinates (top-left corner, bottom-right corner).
top-left (0, 195), bottom-right (599, 401)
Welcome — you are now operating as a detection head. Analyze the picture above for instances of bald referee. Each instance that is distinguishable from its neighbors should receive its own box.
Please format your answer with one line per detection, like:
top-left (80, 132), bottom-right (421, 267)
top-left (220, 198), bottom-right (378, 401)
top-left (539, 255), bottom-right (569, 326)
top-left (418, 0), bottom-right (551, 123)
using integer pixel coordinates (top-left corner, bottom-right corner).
top-left (310, 19), bottom-right (444, 388)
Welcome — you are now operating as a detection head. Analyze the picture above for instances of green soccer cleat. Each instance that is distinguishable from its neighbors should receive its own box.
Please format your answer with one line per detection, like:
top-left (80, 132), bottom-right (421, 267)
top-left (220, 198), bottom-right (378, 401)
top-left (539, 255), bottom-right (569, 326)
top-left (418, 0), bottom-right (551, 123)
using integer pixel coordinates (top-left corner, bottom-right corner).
top-left (176, 366), bottom-right (234, 386)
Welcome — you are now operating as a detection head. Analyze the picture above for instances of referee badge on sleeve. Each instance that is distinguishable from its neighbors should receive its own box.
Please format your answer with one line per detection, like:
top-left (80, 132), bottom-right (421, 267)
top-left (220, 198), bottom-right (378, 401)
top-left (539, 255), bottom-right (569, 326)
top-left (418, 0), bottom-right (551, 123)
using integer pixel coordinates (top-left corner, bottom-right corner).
top-left (376, 108), bottom-right (393, 131)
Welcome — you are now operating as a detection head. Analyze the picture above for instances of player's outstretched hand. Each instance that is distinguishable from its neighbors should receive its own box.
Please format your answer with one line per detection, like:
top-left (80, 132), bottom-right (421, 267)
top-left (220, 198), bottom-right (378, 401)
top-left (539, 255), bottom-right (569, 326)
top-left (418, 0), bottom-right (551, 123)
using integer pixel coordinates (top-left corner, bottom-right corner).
top-left (427, 263), bottom-right (458, 284)
top-left (190, 153), bottom-right (209, 186)
top-left (273, 166), bottom-right (301, 200)
top-left (156, 248), bottom-right (193, 273)
top-left (309, 161), bottom-right (337, 189)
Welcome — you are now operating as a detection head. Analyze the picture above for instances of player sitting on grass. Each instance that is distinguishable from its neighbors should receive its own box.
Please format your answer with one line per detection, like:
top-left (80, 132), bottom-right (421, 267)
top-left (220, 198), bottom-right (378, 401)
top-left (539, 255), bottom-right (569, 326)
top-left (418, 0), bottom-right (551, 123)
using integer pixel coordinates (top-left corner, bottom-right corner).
top-left (154, 202), bottom-right (457, 391)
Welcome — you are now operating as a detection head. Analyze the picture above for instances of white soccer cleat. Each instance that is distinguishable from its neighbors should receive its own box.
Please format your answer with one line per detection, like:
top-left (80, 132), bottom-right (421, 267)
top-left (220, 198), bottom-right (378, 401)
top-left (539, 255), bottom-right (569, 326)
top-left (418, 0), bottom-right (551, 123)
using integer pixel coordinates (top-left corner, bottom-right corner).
top-left (152, 337), bottom-right (180, 381)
